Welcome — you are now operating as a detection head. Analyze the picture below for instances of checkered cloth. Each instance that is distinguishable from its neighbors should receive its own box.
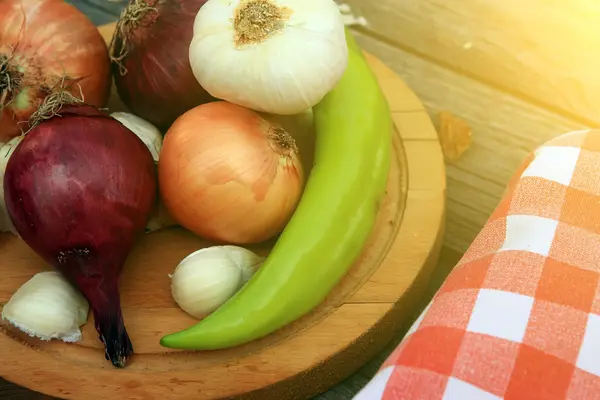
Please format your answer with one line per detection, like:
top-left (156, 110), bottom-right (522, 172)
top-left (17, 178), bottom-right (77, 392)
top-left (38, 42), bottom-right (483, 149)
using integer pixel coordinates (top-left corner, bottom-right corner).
top-left (353, 129), bottom-right (600, 399)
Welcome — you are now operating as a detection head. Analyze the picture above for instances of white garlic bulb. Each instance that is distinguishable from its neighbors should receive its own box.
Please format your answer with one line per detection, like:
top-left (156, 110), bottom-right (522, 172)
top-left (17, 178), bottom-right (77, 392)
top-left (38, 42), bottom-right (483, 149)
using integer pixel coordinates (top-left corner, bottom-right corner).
top-left (189, 0), bottom-right (348, 115)
top-left (0, 136), bottom-right (22, 235)
top-left (111, 111), bottom-right (162, 162)
top-left (1, 271), bottom-right (90, 343)
top-left (170, 245), bottom-right (265, 319)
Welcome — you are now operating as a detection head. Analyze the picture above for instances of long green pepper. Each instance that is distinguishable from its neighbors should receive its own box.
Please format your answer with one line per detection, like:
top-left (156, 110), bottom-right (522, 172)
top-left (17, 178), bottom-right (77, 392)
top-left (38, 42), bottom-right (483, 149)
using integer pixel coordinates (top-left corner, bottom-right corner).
top-left (160, 30), bottom-right (393, 350)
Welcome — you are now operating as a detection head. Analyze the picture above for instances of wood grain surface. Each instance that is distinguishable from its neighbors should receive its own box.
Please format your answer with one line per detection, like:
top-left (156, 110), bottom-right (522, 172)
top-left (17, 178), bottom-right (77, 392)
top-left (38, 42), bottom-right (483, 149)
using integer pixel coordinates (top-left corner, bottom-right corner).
top-left (0, 23), bottom-right (446, 400)
top-left (335, 1), bottom-right (596, 253)
top-left (343, 0), bottom-right (600, 124)
top-left (351, 32), bottom-right (586, 252)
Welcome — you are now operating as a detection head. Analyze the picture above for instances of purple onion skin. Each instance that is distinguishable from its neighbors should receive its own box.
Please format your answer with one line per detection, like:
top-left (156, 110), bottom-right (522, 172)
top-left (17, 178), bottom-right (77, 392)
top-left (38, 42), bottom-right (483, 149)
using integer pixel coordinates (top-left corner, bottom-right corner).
top-left (112, 0), bottom-right (214, 131)
top-left (3, 105), bottom-right (157, 368)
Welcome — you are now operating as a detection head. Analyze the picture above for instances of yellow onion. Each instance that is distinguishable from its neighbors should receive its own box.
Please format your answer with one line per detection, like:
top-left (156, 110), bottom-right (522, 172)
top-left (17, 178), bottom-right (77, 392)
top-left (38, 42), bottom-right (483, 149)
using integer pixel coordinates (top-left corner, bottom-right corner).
top-left (158, 101), bottom-right (304, 244)
top-left (0, 0), bottom-right (111, 141)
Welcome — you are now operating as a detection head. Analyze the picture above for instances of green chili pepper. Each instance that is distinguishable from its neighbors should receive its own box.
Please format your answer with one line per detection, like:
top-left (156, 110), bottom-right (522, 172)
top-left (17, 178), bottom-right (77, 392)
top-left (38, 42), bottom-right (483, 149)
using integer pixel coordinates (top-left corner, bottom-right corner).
top-left (159, 30), bottom-right (393, 350)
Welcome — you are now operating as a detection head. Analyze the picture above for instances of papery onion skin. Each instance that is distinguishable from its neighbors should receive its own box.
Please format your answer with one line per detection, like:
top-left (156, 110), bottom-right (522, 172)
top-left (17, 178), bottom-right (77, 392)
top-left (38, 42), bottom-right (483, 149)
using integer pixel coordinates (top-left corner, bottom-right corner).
top-left (0, 0), bottom-right (111, 141)
top-left (3, 105), bottom-right (157, 367)
top-left (110, 0), bottom-right (215, 131)
top-left (159, 101), bottom-right (304, 244)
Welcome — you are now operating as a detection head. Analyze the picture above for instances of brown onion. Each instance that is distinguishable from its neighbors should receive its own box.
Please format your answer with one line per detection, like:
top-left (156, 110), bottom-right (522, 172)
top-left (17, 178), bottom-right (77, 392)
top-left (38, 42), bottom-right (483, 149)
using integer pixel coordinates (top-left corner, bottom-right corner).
top-left (158, 101), bottom-right (304, 244)
top-left (0, 0), bottom-right (111, 141)
top-left (109, 0), bottom-right (215, 131)
top-left (3, 102), bottom-right (157, 367)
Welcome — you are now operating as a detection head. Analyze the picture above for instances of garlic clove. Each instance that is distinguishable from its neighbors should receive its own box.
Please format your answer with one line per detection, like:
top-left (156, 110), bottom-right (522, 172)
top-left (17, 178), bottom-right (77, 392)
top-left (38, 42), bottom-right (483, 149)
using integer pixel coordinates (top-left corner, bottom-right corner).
top-left (110, 111), bottom-right (163, 163)
top-left (1, 271), bottom-right (90, 343)
top-left (170, 246), bottom-right (265, 319)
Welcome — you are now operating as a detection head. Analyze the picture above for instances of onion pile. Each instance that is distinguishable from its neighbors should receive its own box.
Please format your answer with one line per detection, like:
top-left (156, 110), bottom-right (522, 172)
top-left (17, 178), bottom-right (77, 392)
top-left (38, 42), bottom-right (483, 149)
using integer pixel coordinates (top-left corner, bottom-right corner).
top-left (0, 0), bottom-right (111, 141)
top-left (159, 101), bottom-right (304, 244)
top-left (3, 102), bottom-right (157, 367)
top-left (109, 0), bottom-right (214, 130)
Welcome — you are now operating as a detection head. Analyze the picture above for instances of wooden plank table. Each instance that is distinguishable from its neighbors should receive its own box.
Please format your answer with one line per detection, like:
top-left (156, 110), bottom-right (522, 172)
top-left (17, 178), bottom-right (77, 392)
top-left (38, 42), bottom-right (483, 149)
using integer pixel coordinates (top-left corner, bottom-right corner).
top-left (6, 0), bottom-right (590, 398)
top-left (343, 1), bottom-right (594, 253)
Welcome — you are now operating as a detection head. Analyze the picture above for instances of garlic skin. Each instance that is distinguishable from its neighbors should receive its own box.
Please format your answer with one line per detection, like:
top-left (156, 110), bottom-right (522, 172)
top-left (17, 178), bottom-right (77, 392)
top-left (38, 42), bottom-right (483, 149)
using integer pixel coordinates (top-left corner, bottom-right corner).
top-left (1, 271), bottom-right (90, 343)
top-left (111, 111), bottom-right (162, 162)
top-left (170, 245), bottom-right (265, 319)
top-left (189, 0), bottom-right (348, 115)
top-left (0, 136), bottom-right (22, 235)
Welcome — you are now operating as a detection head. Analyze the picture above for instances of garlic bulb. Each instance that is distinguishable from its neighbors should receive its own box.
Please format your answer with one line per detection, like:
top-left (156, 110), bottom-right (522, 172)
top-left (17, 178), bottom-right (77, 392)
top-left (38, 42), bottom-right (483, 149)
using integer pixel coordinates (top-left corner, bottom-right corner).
top-left (189, 0), bottom-right (348, 115)
top-left (0, 136), bottom-right (22, 235)
top-left (170, 245), bottom-right (265, 319)
top-left (111, 111), bottom-right (162, 162)
top-left (1, 271), bottom-right (90, 343)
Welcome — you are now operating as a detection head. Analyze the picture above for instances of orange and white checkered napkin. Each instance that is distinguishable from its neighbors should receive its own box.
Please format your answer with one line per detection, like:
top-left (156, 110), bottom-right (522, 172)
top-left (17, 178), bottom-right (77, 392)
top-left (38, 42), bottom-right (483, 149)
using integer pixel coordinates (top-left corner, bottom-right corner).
top-left (354, 129), bottom-right (600, 400)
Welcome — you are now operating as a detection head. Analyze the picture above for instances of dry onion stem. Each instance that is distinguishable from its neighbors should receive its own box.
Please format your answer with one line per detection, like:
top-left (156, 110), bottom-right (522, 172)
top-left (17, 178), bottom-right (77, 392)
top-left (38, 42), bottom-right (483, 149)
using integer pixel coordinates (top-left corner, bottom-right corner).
top-left (266, 126), bottom-right (298, 157)
top-left (109, 0), bottom-right (158, 75)
top-left (26, 79), bottom-right (85, 132)
top-left (438, 111), bottom-right (472, 163)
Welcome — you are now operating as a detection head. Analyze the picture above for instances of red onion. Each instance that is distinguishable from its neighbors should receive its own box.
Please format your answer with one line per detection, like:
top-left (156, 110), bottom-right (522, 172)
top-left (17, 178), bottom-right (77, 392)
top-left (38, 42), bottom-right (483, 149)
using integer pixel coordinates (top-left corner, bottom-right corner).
top-left (0, 0), bottom-right (112, 142)
top-left (109, 0), bottom-right (214, 130)
top-left (3, 103), bottom-right (157, 367)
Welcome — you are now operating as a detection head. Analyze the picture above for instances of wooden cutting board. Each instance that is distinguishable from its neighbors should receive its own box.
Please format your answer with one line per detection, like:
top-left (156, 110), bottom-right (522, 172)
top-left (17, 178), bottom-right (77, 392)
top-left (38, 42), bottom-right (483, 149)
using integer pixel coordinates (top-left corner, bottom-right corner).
top-left (0, 23), bottom-right (446, 400)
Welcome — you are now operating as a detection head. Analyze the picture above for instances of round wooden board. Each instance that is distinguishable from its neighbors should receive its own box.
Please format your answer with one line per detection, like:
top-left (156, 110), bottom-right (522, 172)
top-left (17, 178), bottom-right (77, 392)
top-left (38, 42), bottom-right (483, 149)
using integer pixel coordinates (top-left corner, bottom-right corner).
top-left (0, 24), bottom-right (446, 400)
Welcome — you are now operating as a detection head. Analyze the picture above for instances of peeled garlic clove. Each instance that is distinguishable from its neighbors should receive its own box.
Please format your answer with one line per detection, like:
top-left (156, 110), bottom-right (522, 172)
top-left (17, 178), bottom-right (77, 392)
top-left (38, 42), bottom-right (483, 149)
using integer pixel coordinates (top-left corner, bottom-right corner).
top-left (1, 271), bottom-right (90, 343)
top-left (0, 136), bottom-right (22, 235)
top-left (170, 245), bottom-right (265, 319)
top-left (110, 111), bottom-right (163, 162)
